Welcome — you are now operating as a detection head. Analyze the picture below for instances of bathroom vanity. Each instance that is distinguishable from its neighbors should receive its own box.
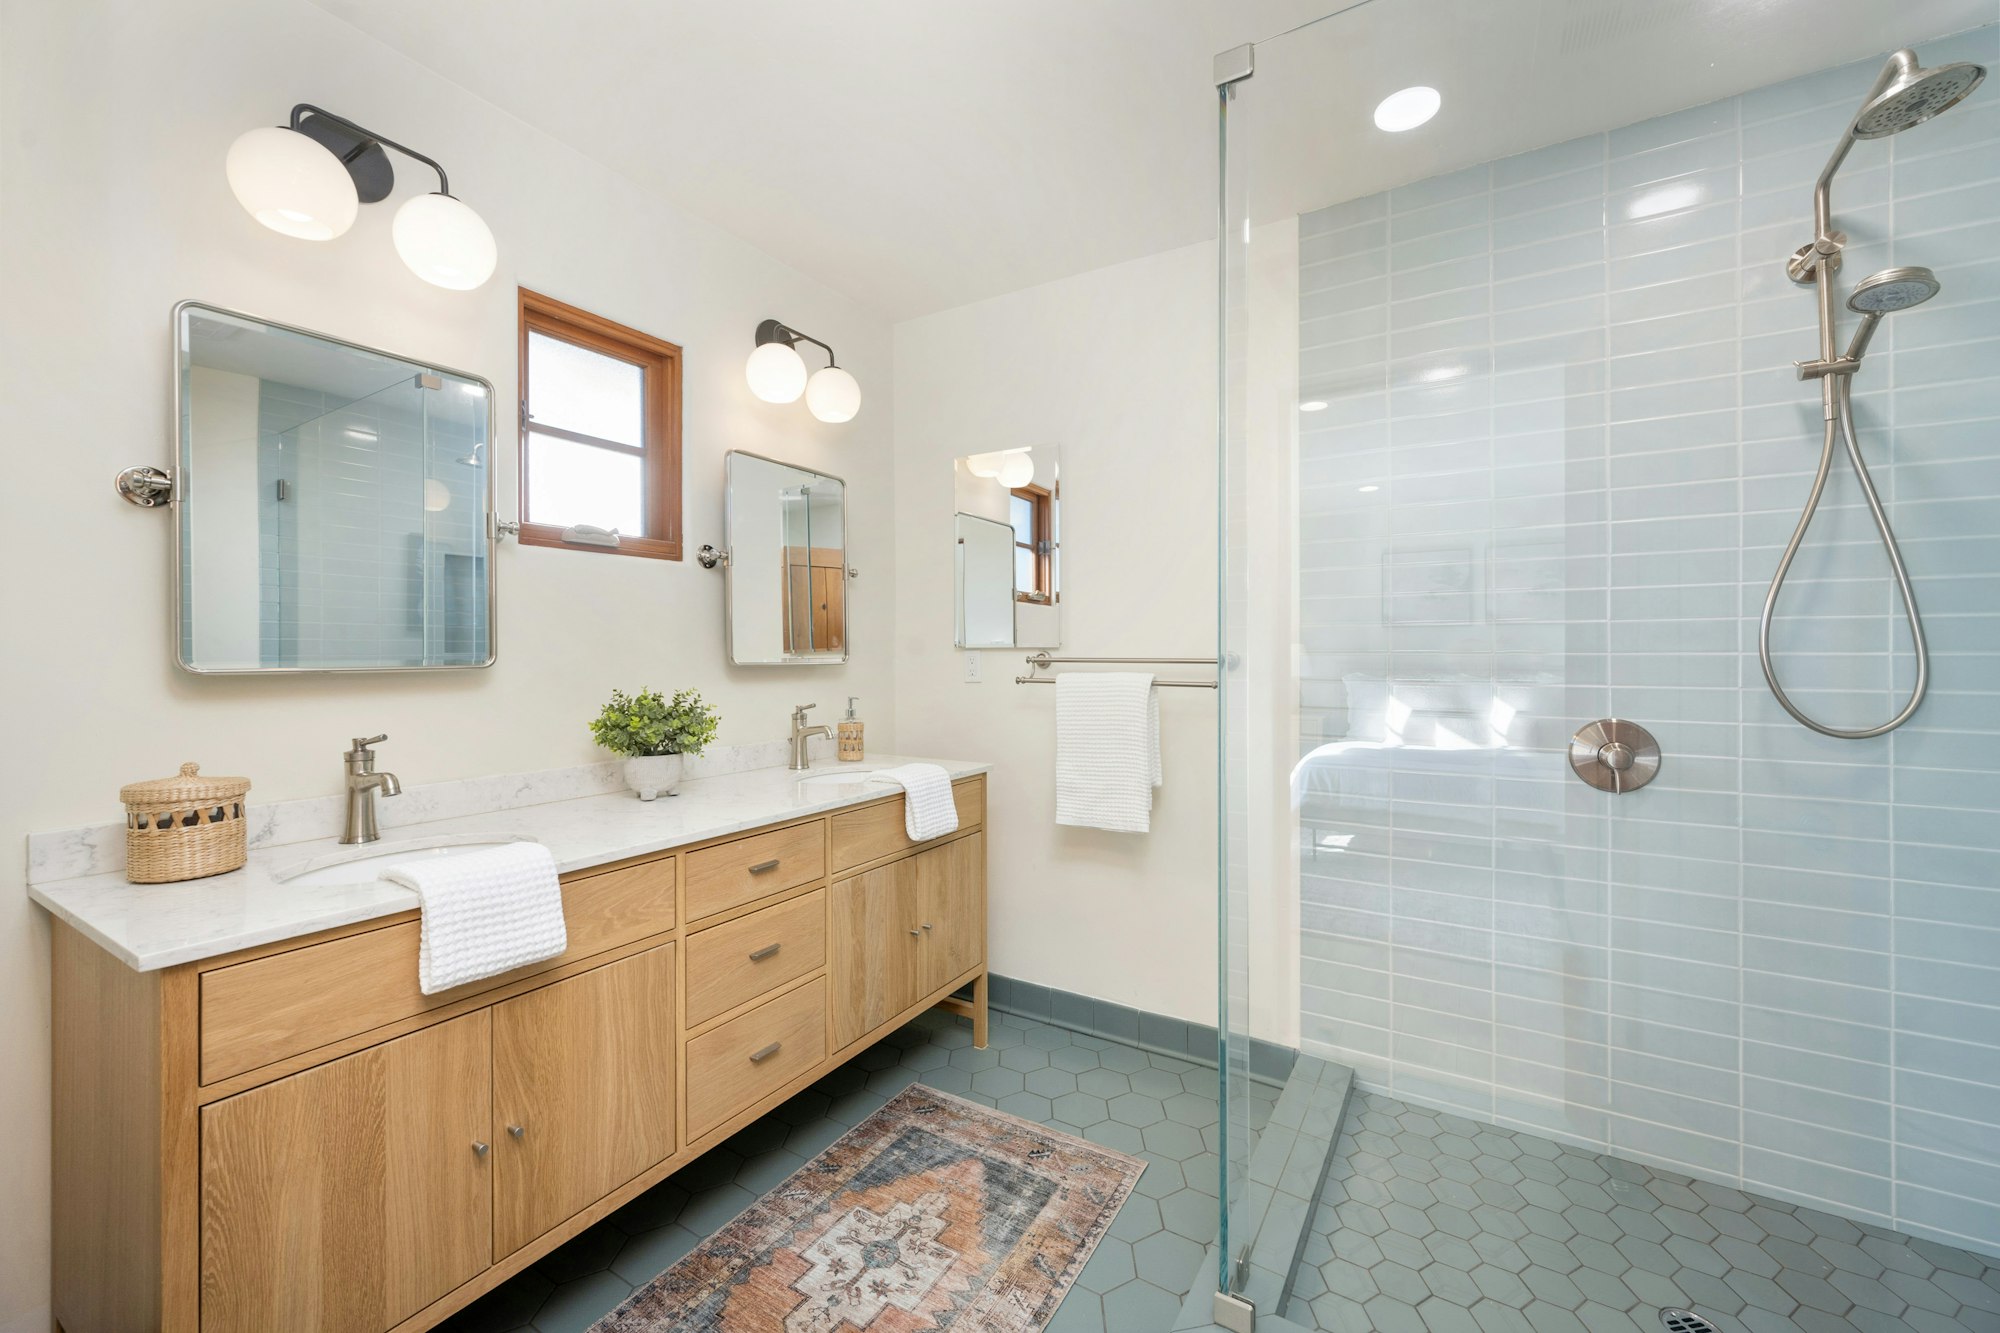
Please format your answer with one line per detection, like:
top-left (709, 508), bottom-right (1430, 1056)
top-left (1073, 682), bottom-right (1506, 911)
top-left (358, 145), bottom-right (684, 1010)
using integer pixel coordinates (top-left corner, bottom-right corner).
top-left (38, 765), bottom-right (987, 1333)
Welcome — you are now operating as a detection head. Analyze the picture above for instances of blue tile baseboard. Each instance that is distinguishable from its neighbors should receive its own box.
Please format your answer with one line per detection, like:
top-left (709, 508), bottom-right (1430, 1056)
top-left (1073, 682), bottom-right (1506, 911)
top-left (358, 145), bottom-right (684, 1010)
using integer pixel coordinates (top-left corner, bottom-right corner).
top-left (980, 973), bottom-right (1299, 1086)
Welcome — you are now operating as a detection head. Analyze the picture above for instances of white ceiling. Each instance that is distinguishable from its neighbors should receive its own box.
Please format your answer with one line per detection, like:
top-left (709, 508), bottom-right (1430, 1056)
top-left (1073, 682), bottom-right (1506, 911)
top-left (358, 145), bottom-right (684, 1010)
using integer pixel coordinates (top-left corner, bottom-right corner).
top-left (313, 0), bottom-right (1997, 322)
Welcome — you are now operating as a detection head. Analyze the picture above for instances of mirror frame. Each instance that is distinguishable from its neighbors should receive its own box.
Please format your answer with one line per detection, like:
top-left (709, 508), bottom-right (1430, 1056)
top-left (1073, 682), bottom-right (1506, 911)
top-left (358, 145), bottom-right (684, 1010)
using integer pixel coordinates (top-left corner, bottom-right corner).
top-left (170, 300), bottom-right (500, 675)
top-left (722, 448), bottom-right (849, 666)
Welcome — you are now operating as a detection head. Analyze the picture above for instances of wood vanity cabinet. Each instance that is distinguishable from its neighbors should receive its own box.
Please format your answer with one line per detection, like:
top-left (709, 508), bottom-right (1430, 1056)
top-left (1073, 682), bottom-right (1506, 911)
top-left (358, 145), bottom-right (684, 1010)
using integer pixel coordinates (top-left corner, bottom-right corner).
top-left (51, 775), bottom-right (985, 1333)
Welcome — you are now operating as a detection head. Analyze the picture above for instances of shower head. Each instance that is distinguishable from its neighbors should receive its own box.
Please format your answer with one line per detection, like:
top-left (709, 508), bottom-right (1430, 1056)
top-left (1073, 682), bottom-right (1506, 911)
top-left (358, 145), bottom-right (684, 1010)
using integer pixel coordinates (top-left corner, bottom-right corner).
top-left (1848, 266), bottom-right (1942, 313)
top-left (1853, 52), bottom-right (1985, 138)
top-left (1843, 266), bottom-right (1941, 360)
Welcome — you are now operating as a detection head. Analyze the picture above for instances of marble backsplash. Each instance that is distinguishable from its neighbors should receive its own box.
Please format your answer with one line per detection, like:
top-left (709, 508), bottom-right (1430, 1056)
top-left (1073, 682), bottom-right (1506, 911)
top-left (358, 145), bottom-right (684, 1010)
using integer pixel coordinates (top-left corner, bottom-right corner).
top-left (26, 739), bottom-right (794, 885)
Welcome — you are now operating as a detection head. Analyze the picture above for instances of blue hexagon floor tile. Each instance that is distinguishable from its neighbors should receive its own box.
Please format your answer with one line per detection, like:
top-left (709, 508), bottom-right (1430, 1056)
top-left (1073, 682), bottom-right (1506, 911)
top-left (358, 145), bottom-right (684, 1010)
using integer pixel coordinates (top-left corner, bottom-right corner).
top-left (1288, 1088), bottom-right (2000, 1333)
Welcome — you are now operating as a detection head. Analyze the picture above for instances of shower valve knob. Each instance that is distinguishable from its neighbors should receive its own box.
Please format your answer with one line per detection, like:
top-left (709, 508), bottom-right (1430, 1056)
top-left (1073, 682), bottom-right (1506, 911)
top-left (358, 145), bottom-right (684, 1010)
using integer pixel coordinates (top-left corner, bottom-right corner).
top-left (1568, 719), bottom-right (1660, 795)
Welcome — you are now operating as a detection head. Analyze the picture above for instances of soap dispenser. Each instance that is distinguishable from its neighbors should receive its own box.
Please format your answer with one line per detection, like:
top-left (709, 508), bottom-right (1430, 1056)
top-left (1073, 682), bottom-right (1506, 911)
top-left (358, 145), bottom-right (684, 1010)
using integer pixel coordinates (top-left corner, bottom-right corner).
top-left (837, 697), bottom-right (865, 762)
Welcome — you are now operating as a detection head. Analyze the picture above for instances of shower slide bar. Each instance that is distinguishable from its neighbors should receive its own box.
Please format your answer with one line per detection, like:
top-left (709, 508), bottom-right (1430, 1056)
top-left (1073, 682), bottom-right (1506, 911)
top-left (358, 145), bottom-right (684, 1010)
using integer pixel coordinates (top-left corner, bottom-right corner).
top-left (1013, 651), bottom-right (1220, 688)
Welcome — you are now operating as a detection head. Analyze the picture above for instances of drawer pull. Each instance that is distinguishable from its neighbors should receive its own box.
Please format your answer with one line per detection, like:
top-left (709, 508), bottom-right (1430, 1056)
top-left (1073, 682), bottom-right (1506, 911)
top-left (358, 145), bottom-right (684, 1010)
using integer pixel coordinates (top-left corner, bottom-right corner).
top-left (749, 1041), bottom-right (782, 1063)
top-left (748, 858), bottom-right (781, 875)
top-left (472, 1140), bottom-right (489, 1158)
top-left (749, 943), bottom-right (782, 962)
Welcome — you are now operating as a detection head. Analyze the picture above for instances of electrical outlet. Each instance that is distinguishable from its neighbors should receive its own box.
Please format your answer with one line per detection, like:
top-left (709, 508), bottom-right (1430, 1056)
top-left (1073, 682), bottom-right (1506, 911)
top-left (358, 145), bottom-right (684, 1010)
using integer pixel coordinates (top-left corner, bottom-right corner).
top-left (964, 652), bottom-right (982, 683)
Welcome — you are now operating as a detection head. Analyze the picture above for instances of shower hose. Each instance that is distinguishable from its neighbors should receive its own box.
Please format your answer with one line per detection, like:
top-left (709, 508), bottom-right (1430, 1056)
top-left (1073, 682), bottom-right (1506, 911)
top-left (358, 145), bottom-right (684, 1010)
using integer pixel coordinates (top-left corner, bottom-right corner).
top-left (1758, 374), bottom-right (1929, 739)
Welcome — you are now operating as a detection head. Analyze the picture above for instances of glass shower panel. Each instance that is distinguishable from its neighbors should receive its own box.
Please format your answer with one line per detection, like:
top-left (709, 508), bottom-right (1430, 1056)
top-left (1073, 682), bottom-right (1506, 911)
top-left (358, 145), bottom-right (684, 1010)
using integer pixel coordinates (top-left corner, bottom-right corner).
top-left (1219, 1), bottom-right (2000, 1315)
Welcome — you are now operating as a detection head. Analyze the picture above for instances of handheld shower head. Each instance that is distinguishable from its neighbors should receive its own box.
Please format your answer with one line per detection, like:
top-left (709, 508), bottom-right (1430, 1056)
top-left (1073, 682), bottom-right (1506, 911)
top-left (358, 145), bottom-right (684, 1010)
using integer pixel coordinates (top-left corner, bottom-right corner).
top-left (1854, 53), bottom-right (1985, 138)
top-left (1844, 266), bottom-right (1941, 359)
top-left (1849, 266), bottom-right (1942, 313)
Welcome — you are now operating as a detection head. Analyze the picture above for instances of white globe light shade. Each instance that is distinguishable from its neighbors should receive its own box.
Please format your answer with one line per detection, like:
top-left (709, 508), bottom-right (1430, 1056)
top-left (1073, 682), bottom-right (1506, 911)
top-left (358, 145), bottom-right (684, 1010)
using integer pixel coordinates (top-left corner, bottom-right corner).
top-left (996, 452), bottom-right (1036, 488)
top-left (226, 126), bottom-right (358, 240)
top-left (745, 341), bottom-right (807, 403)
top-left (392, 193), bottom-right (498, 290)
top-left (965, 452), bottom-right (1002, 479)
top-left (805, 365), bottom-right (862, 423)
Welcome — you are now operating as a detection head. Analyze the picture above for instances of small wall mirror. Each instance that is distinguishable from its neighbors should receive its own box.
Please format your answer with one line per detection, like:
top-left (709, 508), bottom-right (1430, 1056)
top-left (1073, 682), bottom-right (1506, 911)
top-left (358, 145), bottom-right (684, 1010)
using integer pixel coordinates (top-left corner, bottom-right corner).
top-left (172, 303), bottom-right (495, 673)
top-left (724, 451), bottom-right (848, 665)
top-left (954, 446), bottom-right (1059, 649)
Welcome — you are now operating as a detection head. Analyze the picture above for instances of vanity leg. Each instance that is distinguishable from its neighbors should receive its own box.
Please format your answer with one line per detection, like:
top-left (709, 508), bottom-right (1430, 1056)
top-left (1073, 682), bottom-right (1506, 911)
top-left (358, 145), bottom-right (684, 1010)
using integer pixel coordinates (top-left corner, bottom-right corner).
top-left (972, 970), bottom-right (989, 1050)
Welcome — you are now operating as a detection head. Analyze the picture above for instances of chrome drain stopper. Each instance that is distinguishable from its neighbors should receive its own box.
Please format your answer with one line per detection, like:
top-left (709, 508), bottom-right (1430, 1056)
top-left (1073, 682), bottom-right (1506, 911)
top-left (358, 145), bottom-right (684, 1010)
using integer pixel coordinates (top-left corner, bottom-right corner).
top-left (1660, 1311), bottom-right (1719, 1333)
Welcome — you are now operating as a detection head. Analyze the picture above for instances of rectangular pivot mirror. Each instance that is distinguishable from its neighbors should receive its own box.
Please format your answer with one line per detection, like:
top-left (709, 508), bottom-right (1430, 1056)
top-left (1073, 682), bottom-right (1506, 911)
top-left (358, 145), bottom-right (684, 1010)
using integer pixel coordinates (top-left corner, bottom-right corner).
top-left (174, 303), bottom-right (496, 672)
top-left (724, 451), bottom-right (848, 665)
top-left (954, 445), bottom-right (1059, 648)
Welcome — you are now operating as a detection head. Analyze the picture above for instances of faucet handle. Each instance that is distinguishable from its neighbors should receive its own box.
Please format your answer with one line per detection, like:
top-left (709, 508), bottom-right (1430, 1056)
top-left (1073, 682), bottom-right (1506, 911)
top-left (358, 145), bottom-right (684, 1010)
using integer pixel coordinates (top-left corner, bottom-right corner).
top-left (792, 703), bottom-right (816, 720)
top-left (351, 733), bottom-right (388, 752)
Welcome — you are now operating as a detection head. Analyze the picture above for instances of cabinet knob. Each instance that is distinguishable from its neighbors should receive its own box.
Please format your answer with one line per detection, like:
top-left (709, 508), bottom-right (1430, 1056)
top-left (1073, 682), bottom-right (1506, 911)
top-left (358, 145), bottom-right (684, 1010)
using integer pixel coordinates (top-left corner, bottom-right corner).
top-left (472, 1141), bottom-right (489, 1158)
top-left (909, 928), bottom-right (921, 937)
top-left (923, 923), bottom-right (934, 931)
top-left (508, 1124), bottom-right (525, 1139)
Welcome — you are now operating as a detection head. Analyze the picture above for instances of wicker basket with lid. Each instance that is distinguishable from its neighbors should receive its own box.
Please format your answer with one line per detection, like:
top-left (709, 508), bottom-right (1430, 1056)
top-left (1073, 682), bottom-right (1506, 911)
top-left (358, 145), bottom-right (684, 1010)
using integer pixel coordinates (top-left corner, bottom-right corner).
top-left (120, 762), bottom-right (252, 884)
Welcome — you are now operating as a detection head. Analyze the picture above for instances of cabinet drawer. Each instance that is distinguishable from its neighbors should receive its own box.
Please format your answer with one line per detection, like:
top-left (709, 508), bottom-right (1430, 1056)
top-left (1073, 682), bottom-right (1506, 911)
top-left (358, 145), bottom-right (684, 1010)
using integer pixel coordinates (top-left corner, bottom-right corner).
top-left (200, 854), bottom-right (677, 1084)
top-left (684, 977), bottom-right (828, 1138)
top-left (684, 889), bottom-right (826, 1027)
top-left (684, 821), bottom-right (824, 922)
top-left (830, 776), bottom-right (983, 873)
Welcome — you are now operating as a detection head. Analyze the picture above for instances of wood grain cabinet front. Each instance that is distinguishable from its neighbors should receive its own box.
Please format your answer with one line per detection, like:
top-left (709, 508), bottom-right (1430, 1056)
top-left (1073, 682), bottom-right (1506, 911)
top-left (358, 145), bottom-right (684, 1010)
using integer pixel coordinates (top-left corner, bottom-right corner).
top-left (198, 1011), bottom-right (493, 1333)
top-left (52, 784), bottom-right (986, 1333)
top-left (492, 944), bottom-right (677, 1259)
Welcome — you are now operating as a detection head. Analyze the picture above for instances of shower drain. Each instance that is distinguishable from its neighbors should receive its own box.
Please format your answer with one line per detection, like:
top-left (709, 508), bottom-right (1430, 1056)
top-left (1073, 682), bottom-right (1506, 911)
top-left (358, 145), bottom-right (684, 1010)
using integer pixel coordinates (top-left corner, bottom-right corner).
top-left (1660, 1310), bottom-right (1721, 1333)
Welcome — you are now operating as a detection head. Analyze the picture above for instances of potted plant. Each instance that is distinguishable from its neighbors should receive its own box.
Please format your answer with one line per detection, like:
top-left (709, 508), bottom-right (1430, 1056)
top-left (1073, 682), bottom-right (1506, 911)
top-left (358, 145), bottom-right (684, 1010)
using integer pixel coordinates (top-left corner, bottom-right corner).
top-left (590, 688), bottom-right (720, 800)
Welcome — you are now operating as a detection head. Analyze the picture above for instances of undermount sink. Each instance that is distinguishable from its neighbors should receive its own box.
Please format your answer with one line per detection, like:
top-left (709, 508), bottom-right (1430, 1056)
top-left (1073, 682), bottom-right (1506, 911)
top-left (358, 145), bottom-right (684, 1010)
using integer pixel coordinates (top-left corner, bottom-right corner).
top-left (279, 835), bottom-right (535, 888)
top-left (796, 769), bottom-right (884, 790)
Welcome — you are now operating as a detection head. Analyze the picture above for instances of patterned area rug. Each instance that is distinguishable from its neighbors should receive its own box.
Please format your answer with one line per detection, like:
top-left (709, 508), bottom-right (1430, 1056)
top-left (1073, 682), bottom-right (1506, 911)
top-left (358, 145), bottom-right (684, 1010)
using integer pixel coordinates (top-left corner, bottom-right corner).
top-left (589, 1085), bottom-right (1145, 1332)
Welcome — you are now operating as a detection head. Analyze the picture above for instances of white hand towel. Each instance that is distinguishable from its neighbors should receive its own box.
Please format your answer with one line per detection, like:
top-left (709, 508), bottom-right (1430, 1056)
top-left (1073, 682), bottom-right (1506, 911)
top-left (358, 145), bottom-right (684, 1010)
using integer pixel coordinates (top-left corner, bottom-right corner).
top-left (383, 842), bottom-right (567, 995)
top-left (866, 763), bottom-right (960, 841)
top-left (1055, 672), bottom-right (1160, 833)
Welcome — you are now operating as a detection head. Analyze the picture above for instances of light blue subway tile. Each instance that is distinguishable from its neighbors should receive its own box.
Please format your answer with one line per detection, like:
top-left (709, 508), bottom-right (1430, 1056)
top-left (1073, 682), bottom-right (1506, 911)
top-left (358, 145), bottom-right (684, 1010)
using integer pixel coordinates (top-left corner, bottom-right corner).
top-left (1492, 134), bottom-right (1605, 188)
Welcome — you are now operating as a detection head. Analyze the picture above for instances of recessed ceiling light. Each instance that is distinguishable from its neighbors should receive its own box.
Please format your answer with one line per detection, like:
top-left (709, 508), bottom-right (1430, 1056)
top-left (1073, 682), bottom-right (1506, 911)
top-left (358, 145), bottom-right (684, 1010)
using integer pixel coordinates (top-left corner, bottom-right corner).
top-left (1300, 400), bottom-right (1329, 412)
top-left (1373, 86), bottom-right (1441, 133)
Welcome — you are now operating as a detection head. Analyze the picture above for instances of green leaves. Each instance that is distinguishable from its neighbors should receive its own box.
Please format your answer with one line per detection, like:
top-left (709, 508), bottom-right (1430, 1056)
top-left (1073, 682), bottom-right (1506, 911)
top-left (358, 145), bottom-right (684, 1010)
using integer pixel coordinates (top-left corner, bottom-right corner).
top-left (589, 687), bottom-right (720, 758)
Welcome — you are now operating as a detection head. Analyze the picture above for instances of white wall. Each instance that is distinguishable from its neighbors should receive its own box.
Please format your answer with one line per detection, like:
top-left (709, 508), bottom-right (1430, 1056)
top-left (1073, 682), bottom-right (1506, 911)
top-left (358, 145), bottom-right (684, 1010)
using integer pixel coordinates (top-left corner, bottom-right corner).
top-left (893, 243), bottom-right (1220, 1026)
top-left (0, 1), bottom-right (898, 1326)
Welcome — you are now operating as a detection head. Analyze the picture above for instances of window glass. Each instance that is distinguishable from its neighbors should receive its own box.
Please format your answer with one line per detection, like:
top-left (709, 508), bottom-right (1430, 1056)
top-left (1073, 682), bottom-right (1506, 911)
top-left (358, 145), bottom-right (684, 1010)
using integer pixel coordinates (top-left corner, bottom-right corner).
top-left (526, 331), bottom-right (644, 446)
top-left (526, 432), bottom-right (643, 534)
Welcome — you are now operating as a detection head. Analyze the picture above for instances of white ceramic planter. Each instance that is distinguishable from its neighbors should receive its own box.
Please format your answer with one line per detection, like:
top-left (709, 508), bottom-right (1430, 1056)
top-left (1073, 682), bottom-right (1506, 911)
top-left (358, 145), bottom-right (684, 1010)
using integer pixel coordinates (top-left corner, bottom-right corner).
top-left (622, 753), bottom-right (683, 801)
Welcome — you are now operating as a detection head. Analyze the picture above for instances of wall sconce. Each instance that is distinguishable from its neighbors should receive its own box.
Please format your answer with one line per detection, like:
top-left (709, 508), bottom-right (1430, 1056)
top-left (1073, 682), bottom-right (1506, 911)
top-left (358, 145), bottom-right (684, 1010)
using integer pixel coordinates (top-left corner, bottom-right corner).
top-left (965, 448), bottom-right (1035, 488)
top-left (226, 104), bottom-right (497, 291)
top-left (744, 319), bottom-right (861, 423)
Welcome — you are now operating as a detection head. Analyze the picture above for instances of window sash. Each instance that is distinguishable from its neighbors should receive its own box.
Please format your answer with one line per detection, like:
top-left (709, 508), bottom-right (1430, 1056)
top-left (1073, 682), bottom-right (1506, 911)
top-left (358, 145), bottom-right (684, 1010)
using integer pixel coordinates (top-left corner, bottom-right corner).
top-left (516, 289), bottom-right (683, 560)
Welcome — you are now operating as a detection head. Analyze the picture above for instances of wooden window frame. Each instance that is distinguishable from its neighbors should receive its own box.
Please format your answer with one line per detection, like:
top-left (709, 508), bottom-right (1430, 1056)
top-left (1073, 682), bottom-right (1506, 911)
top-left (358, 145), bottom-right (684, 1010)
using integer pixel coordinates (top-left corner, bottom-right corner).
top-left (1010, 483), bottom-right (1054, 604)
top-left (517, 288), bottom-right (683, 561)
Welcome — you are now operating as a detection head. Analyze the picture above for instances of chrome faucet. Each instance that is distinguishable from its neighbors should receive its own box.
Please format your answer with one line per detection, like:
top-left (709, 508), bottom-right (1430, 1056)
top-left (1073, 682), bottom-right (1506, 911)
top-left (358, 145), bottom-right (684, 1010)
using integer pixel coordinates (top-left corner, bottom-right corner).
top-left (341, 734), bottom-right (402, 844)
top-left (789, 704), bottom-right (831, 771)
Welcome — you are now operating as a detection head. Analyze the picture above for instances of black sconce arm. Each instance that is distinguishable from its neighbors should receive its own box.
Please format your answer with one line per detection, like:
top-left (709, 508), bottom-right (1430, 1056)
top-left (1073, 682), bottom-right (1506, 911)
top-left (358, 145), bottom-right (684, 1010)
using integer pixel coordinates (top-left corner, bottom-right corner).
top-left (755, 318), bottom-right (840, 369)
top-left (289, 103), bottom-right (453, 198)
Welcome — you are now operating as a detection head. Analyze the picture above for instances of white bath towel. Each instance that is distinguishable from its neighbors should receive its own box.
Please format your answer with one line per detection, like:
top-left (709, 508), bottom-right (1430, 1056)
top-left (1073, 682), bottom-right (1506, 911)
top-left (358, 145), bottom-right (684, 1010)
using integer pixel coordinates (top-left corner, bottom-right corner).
top-left (867, 763), bottom-right (960, 841)
top-left (383, 842), bottom-right (567, 995)
top-left (1055, 672), bottom-right (1161, 833)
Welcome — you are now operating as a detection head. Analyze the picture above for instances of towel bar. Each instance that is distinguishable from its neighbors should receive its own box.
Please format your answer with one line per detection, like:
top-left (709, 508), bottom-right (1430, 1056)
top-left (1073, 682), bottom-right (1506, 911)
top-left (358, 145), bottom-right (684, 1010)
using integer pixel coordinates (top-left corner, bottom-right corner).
top-left (1013, 674), bottom-right (1216, 688)
top-left (1013, 650), bottom-right (1220, 689)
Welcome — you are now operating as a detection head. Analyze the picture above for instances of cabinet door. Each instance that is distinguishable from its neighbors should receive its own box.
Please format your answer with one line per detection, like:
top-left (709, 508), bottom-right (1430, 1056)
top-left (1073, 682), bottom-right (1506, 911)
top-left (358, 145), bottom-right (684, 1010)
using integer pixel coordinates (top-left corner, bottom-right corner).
top-left (921, 832), bottom-right (986, 993)
top-left (829, 859), bottom-right (924, 1049)
top-left (492, 945), bottom-right (676, 1258)
top-left (200, 1011), bottom-right (491, 1333)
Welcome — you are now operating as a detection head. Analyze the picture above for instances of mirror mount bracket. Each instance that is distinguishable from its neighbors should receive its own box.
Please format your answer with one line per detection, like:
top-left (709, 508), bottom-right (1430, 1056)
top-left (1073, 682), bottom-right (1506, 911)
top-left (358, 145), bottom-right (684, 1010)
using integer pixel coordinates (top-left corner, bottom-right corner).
top-left (116, 465), bottom-right (174, 508)
top-left (697, 544), bottom-right (729, 570)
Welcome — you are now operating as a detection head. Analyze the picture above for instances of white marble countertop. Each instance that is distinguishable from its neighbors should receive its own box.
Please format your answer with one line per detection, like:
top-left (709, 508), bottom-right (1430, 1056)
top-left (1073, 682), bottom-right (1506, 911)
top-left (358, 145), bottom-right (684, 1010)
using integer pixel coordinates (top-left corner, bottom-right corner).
top-left (28, 756), bottom-right (988, 972)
